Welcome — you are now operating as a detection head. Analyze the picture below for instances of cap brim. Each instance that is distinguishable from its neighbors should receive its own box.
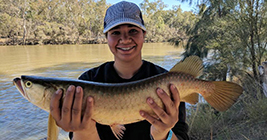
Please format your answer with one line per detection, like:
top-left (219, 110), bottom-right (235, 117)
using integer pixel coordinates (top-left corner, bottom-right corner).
top-left (103, 20), bottom-right (146, 33)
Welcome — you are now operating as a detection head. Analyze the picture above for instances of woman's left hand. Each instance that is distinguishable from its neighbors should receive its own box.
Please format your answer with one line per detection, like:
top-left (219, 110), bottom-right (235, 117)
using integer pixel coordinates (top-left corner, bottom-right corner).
top-left (140, 84), bottom-right (180, 140)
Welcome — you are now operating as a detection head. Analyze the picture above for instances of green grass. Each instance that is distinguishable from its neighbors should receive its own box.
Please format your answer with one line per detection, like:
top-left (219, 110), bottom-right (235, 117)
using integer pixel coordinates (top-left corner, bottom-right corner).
top-left (186, 75), bottom-right (267, 140)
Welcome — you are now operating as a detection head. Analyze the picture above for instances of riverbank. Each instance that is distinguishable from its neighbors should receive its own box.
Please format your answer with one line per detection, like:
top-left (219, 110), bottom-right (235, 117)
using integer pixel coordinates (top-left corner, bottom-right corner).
top-left (0, 36), bottom-right (108, 45)
top-left (0, 37), bottom-right (171, 46)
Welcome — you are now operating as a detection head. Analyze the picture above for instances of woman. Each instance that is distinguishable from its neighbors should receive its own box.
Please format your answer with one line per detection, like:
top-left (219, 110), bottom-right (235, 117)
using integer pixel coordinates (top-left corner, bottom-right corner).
top-left (50, 1), bottom-right (189, 140)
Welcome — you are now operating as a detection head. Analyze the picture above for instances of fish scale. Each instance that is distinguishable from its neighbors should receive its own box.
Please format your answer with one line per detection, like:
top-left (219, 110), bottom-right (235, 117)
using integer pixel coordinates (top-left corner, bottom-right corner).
top-left (13, 56), bottom-right (243, 140)
top-left (74, 72), bottom-right (213, 125)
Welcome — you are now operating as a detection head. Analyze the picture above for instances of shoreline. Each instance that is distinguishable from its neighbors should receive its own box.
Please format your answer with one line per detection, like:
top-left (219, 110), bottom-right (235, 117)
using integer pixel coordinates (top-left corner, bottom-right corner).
top-left (0, 38), bottom-right (178, 46)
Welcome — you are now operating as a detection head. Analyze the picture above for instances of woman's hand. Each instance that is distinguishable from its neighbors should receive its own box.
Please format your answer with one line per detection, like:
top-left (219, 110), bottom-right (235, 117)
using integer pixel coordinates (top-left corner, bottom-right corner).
top-left (50, 85), bottom-right (100, 139)
top-left (140, 84), bottom-right (180, 140)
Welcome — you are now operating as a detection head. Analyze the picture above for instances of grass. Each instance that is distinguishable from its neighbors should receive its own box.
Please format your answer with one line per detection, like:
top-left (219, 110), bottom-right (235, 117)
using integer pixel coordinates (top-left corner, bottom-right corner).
top-left (186, 75), bottom-right (267, 140)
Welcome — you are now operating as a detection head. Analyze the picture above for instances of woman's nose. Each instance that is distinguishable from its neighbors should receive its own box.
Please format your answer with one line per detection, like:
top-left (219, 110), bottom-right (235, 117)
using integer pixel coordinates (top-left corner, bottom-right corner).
top-left (120, 33), bottom-right (132, 44)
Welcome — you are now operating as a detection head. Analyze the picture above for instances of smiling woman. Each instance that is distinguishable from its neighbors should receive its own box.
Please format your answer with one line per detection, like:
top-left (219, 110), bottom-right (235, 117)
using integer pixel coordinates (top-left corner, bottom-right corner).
top-left (48, 1), bottom-right (190, 140)
top-left (107, 24), bottom-right (146, 75)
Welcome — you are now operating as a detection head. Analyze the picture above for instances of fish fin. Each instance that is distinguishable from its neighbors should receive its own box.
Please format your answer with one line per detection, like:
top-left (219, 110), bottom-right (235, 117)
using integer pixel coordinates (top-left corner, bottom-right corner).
top-left (110, 124), bottom-right (126, 140)
top-left (170, 55), bottom-right (203, 78)
top-left (205, 81), bottom-right (243, 111)
top-left (47, 113), bottom-right (59, 140)
top-left (182, 93), bottom-right (199, 104)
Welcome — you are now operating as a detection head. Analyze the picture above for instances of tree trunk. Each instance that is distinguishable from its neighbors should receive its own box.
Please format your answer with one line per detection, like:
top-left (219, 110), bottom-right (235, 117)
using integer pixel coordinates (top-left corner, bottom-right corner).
top-left (248, 0), bottom-right (259, 81)
top-left (22, 0), bottom-right (27, 45)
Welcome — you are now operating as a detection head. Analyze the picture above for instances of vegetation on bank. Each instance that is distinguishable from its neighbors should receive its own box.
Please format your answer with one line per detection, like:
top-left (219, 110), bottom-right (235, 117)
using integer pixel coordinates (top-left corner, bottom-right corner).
top-left (187, 74), bottom-right (267, 140)
top-left (1, 0), bottom-right (267, 139)
top-left (181, 0), bottom-right (267, 139)
top-left (0, 0), bottom-right (195, 45)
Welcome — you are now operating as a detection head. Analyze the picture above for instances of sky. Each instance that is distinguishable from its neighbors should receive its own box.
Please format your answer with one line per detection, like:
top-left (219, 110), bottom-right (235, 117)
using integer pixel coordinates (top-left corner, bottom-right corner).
top-left (106, 0), bottom-right (194, 12)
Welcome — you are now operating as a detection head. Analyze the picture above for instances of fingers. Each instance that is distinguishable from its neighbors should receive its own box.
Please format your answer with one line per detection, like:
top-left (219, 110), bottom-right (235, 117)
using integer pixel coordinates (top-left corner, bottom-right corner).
top-left (49, 85), bottom-right (95, 132)
top-left (82, 96), bottom-right (94, 125)
top-left (140, 84), bottom-right (180, 129)
top-left (156, 88), bottom-right (175, 115)
top-left (151, 85), bottom-right (179, 118)
top-left (140, 94), bottom-right (168, 126)
top-left (170, 84), bottom-right (180, 109)
top-left (157, 84), bottom-right (180, 115)
top-left (61, 85), bottom-right (75, 123)
top-left (71, 86), bottom-right (83, 126)
top-left (50, 89), bottom-right (63, 122)
top-left (140, 110), bottom-right (164, 128)
top-left (147, 95), bottom-right (170, 123)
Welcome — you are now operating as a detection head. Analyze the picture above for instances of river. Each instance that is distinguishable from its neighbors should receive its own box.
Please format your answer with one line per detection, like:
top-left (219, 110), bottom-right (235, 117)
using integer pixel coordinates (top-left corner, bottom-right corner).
top-left (0, 43), bottom-right (183, 140)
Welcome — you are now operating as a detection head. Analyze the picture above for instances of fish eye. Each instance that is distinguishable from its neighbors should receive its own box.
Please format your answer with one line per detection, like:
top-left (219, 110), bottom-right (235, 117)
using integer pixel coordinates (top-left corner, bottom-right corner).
top-left (25, 81), bottom-right (32, 88)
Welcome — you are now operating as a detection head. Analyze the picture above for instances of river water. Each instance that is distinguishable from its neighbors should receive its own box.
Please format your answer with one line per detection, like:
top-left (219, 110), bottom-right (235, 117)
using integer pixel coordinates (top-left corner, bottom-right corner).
top-left (0, 43), bottom-right (183, 140)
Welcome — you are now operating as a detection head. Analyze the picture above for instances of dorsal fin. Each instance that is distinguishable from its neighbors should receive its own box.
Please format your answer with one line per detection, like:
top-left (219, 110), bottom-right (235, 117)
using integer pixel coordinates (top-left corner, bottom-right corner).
top-left (170, 55), bottom-right (203, 78)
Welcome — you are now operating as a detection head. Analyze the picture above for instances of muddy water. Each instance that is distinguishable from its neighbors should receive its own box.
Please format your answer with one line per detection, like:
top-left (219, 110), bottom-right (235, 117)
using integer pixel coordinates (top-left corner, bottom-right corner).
top-left (0, 43), bottom-right (183, 140)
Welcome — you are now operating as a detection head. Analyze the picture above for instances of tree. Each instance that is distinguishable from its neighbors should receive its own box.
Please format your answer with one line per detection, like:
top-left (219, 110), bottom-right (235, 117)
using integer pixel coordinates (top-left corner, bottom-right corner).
top-left (140, 0), bottom-right (167, 42)
top-left (0, 0), bottom-right (194, 45)
top-left (179, 0), bottom-right (267, 82)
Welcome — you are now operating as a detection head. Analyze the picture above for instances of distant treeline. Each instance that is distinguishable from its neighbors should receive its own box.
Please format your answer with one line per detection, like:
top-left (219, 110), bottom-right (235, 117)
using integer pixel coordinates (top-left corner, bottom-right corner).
top-left (0, 0), bottom-right (195, 45)
top-left (1, 0), bottom-right (267, 139)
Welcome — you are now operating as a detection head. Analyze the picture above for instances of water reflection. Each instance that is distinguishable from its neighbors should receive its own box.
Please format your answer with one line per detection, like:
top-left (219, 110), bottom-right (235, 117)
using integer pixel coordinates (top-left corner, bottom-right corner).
top-left (0, 43), bottom-right (183, 140)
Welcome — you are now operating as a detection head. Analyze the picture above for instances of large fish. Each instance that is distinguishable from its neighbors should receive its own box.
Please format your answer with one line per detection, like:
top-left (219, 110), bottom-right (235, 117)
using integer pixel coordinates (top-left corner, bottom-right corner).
top-left (13, 56), bottom-right (243, 140)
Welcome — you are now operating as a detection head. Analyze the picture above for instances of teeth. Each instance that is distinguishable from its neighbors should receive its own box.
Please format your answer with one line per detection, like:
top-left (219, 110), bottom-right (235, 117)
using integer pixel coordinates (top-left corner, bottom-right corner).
top-left (121, 47), bottom-right (132, 51)
top-left (118, 46), bottom-right (135, 51)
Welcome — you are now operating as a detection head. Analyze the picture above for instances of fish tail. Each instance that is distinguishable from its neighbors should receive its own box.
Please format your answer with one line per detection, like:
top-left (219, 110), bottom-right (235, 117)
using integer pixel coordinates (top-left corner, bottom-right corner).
top-left (204, 81), bottom-right (243, 111)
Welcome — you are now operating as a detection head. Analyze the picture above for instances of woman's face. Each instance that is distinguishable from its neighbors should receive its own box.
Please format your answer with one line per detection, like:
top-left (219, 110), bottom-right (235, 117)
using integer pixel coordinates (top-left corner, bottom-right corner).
top-left (107, 24), bottom-right (146, 62)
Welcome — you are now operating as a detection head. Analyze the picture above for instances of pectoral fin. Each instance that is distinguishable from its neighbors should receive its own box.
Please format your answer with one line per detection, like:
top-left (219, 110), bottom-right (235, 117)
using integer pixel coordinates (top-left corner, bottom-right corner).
top-left (47, 113), bottom-right (59, 140)
top-left (110, 124), bottom-right (126, 140)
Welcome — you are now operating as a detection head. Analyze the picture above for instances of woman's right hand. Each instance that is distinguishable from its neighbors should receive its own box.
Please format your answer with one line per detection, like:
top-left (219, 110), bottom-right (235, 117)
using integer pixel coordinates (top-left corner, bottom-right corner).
top-left (50, 85), bottom-right (100, 139)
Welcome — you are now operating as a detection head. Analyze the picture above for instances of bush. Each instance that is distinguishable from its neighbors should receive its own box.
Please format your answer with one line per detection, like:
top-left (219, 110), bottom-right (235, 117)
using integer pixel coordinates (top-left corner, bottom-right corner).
top-left (187, 74), bottom-right (267, 140)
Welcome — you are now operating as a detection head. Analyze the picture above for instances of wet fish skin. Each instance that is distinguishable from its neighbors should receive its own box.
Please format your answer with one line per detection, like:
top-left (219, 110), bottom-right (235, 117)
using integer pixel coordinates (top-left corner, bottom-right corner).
top-left (14, 71), bottom-right (239, 125)
top-left (13, 56), bottom-right (243, 140)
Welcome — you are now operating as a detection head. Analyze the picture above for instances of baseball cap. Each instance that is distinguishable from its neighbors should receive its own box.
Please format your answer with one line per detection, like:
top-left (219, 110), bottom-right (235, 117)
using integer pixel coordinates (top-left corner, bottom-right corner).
top-left (103, 1), bottom-right (146, 33)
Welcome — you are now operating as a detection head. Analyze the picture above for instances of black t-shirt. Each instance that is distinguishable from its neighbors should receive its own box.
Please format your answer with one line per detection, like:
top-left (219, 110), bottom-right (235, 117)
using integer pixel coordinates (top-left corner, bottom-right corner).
top-left (69, 60), bottom-right (189, 140)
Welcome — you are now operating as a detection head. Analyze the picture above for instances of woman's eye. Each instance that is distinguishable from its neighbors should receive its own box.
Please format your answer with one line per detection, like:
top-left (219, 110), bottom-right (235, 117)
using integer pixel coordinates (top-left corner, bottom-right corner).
top-left (111, 31), bottom-right (120, 35)
top-left (129, 29), bottom-right (138, 34)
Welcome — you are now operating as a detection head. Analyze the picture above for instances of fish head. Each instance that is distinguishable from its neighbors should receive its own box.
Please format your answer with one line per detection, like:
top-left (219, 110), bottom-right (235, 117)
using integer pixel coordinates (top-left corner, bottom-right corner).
top-left (13, 76), bottom-right (56, 112)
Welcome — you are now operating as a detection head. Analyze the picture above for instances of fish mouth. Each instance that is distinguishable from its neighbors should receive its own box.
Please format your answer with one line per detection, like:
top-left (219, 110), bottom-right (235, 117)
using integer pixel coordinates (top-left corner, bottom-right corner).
top-left (117, 46), bottom-right (136, 51)
top-left (13, 77), bottom-right (29, 100)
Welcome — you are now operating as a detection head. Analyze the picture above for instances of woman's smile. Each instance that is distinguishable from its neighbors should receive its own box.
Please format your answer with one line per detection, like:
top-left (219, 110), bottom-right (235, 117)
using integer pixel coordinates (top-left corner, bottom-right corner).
top-left (117, 45), bottom-right (136, 51)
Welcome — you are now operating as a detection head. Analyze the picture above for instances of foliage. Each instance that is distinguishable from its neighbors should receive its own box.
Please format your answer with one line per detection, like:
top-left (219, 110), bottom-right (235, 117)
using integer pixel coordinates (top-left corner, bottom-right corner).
top-left (179, 0), bottom-right (267, 82)
top-left (0, 13), bottom-right (21, 38)
top-left (0, 0), bottom-right (195, 45)
top-left (178, 0), bottom-right (267, 139)
top-left (187, 74), bottom-right (267, 140)
top-left (0, 0), bottom-right (110, 45)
